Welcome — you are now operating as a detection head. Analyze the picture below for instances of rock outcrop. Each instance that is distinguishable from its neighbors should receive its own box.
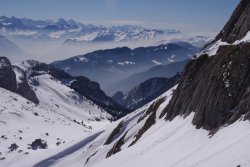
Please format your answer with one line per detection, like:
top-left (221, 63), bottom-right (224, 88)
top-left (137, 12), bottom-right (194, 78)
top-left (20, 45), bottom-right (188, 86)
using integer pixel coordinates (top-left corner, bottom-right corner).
top-left (205, 0), bottom-right (250, 46)
top-left (161, 44), bottom-right (250, 131)
top-left (0, 57), bottom-right (17, 92)
top-left (25, 60), bottom-right (129, 120)
top-left (13, 65), bottom-right (39, 104)
top-left (160, 0), bottom-right (250, 132)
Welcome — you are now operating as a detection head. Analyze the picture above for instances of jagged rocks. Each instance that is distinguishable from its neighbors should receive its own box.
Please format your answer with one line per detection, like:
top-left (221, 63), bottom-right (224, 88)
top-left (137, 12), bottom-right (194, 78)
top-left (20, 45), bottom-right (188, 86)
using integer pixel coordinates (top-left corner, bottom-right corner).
top-left (205, 0), bottom-right (250, 46)
top-left (130, 97), bottom-right (166, 146)
top-left (30, 139), bottom-right (48, 150)
top-left (0, 57), bottom-right (17, 92)
top-left (104, 121), bottom-right (123, 145)
top-left (163, 43), bottom-right (250, 131)
top-left (13, 65), bottom-right (39, 104)
top-left (0, 57), bottom-right (39, 104)
top-left (8, 143), bottom-right (19, 152)
top-left (106, 132), bottom-right (127, 158)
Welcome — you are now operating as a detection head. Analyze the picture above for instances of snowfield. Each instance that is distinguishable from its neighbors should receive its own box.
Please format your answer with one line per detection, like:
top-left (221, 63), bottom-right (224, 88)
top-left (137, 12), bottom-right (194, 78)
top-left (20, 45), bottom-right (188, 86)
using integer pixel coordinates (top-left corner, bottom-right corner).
top-left (2, 85), bottom-right (249, 167)
top-left (0, 71), bottom-right (111, 166)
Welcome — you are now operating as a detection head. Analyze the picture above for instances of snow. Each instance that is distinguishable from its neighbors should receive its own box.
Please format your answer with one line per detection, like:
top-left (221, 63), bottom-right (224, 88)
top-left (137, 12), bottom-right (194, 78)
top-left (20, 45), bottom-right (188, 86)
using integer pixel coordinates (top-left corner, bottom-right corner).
top-left (0, 68), bottom-right (111, 166)
top-left (200, 31), bottom-right (250, 57)
top-left (5, 84), bottom-right (249, 167)
top-left (118, 61), bottom-right (135, 65)
top-left (13, 67), bottom-right (24, 84)
top-left (0, 58), bottom-right (9, 67)
top-left (167, 54), bottom-right (176, 62)
top-left (70, 32), bottom-right (99, 42)
top-left (234, 31), bottom-right (250, 44)
top-left (152, 60), bottom-right (162, 65)
top-left (79, 57), bottom-right (89, 62)
top-left (49, 31), bottom-right (66, 39)
top-left (199, 39), bottom-right (228, 57)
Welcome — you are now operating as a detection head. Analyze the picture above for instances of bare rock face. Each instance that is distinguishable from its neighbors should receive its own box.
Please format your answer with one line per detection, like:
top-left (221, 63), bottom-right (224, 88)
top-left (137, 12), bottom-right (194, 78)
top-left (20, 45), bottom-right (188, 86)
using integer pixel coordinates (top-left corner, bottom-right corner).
top-left (162, 44), bottom-right (250, 131)
top-left (0, 57), bottom-right (39, 104)
top-left (0, 57), bottom-right (17, 92)
top-left (13, 66), bottom-right (39, 104)
top-left (161, 0), bottom-right (250, 132)
top-left (206, 0), bottom-right (250, 45)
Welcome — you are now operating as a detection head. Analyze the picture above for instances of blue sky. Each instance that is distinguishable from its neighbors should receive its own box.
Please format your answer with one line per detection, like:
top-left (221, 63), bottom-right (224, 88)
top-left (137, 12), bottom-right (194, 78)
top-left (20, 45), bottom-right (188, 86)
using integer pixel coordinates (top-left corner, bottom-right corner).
top-left (0, 0), bottom-right (240, 33)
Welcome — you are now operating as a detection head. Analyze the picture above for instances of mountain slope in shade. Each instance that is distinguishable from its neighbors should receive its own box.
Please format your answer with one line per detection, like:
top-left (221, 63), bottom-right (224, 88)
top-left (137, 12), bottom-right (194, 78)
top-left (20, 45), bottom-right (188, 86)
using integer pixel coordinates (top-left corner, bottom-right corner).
top-left (20, 60), bottom-right (129, 120)
top-left (112, 73), bottom-right (180, 110)
top-left (5, 86), bottom-right (250, 167)
top-left (0, 57), bottom-right (117, 163)
top-left (52, 43), bottom-right (197, 93)
top-left (108, 60), bottom-right (188, 95)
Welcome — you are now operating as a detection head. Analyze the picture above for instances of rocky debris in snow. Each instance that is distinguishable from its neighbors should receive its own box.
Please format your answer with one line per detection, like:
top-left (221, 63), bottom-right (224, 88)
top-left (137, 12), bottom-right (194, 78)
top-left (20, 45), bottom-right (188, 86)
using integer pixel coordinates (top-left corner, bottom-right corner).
top-left (30, 139), bottom-right (48, 150)
top-left (85, 150), bottom-right (98, 165)
top-left (130, 98), bottom-right (165, 146)
top-left (104, 121), bottom-right (123, 145)
top-left (138, 97), bottom-right (165, 123)
top-left (8, 143), bottom-right (19, 152)
top-left (106, 131), bottom-right (128, 158)
top-left (1, 135), bottom-right (7, 140)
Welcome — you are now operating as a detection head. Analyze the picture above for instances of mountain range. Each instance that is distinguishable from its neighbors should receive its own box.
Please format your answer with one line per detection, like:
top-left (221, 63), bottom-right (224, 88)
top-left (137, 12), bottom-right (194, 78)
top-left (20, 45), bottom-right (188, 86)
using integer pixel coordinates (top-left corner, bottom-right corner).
top-left (112, 73), bottom-right (181, 110)
top-left (0, 0), bottom-right (250, 166)
top-left (0, 16), bottom-right (177, 43)
top-left (52, 43), bottom-right (198, 94)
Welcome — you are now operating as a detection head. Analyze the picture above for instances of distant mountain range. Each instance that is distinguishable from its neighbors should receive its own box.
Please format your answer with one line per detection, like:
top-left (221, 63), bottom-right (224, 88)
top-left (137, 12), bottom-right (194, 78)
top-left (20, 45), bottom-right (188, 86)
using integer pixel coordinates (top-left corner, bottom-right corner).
top-left (108, 60), bottom-right (188, 94)
top-left (51, 43), bottom-right (198, 94)
top-left (112, 73), bottom-right (180, 110)
top-left (0, 16), bottom-right (180, 43)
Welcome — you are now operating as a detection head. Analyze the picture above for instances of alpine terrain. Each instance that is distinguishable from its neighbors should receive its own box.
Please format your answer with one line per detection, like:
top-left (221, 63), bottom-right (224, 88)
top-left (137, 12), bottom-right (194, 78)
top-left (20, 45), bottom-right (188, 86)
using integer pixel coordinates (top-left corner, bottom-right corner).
top-left (0, 0), bottom-right (250, 167)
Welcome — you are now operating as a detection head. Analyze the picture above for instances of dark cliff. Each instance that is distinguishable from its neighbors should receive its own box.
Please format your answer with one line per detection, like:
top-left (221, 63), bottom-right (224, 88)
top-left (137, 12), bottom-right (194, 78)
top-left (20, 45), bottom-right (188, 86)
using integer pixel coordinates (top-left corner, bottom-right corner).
top-left (161, 0), bottom-right (250, 132)
top-left (161, 44), bottom-right (250, 131)
top-left (205, 0), bottom-right (250, 47)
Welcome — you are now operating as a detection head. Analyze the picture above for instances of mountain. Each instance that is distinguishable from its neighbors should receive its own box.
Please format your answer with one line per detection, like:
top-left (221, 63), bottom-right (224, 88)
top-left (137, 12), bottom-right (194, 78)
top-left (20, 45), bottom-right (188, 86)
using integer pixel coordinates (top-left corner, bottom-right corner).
top-left (3, 1), bottom-right (249, 166)
top-left (108, 60), bottom-right (188, 94)
top-left (0, 35), bottom-right (26, 62)
top-left (0, 57), bottom-right (114, 164)
top-left (112, 73), bottom-right (180, 110)
top-left (162, 0), bottom-right (250, 131)
top-left (0, 16), bottom-right (173, 43)
top-left (21, 59), bottom-right (129, 120)
top-left (52, 43), bottom-right (198, 93)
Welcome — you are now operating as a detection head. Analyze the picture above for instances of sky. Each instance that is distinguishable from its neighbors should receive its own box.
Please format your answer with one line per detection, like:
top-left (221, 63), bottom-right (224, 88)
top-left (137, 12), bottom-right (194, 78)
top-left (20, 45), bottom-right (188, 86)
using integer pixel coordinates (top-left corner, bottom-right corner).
top-left (0, 0), bottom-right (240, 34)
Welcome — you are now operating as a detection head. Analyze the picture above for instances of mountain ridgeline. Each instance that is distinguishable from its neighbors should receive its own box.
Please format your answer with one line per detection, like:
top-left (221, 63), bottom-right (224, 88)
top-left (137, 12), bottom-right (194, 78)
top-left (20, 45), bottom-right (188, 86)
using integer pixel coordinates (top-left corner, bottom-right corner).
top-left (52, 43), bottom-right (198, 94)
top-left (112, 73), bottom-right (181, 110)
top-left (161, 0), bottom-right (250, 132)
top-left (0, 57), bottom-right (129, 120)
top-left (25, 60), bottom-right (130, 120)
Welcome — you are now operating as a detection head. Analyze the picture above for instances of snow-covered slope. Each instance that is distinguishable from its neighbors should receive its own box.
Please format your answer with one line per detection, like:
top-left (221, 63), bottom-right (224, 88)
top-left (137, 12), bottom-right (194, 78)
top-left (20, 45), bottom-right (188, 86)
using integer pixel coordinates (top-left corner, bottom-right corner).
top-left (0, 59), bottom-right (113, 165)
top-left (5, 85), bottom-right (250, 167)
